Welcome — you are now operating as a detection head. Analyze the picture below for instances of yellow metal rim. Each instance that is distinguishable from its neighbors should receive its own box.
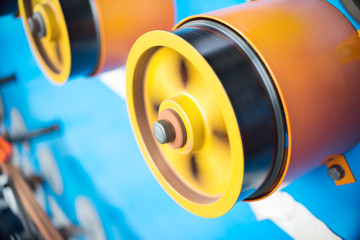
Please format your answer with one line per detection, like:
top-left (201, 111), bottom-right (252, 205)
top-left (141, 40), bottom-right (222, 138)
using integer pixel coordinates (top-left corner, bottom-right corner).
top-left (126, 30), bottom-right (244, 218)
top-left (18, 0), bottom-right (71, 85)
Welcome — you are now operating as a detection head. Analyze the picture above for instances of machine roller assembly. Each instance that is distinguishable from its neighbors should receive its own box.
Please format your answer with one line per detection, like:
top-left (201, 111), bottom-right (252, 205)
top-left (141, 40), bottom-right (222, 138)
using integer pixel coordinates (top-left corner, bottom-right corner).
top-left (126, 0), bottom-right (360, 217)
top-left (18, 0), bottom-right (174, 84)
top-left (2, 0), bottom-right (360, 238)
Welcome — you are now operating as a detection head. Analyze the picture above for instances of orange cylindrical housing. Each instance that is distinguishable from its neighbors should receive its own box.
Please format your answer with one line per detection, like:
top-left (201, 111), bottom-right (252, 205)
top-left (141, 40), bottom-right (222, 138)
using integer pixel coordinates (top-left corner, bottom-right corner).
top-left (93, 0), bottom-right (175, 75)
top-left (180, 0), bottom-right (360, 190)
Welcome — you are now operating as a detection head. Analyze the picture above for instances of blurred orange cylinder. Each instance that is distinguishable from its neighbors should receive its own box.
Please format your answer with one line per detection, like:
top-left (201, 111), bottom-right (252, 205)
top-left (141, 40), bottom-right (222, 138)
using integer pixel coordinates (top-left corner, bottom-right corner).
top-left (93, 0), bottom-right (175, 74)
top-left (194, 0), bottom-right (360, 195)
top-left (19, 0), bottom-right (174, 84)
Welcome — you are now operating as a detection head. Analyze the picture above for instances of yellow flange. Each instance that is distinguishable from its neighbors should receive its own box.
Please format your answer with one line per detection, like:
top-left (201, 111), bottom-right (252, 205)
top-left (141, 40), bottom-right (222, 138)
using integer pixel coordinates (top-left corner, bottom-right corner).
top-left (18, 0), bottom-right (71, 85)
top-left (127, 30), bottom-right (244, 217)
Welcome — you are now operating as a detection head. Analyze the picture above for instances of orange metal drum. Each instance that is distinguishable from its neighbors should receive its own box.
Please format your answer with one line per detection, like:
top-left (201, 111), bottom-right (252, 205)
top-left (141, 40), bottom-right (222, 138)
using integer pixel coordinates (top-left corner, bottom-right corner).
top-left (19, 0), bottom-right (174, 84)
top-left (93, 0), bottom-right (175, 75)
top-left (177, 0), bottom-right (360, 197)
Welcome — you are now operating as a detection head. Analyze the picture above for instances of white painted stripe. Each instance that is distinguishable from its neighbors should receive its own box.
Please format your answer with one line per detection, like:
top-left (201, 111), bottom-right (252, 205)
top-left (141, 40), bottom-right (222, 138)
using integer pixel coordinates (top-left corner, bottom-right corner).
top-left (99, 67), bottom-right (127, 100)
top-left (249, 191), bottom-right (341, 240)
top-left (37, 145), bottom-right (63, 196)
top-left (75, 196), bottom-right (106, 240)
top-left (48, 196), bottom-right (71, 228)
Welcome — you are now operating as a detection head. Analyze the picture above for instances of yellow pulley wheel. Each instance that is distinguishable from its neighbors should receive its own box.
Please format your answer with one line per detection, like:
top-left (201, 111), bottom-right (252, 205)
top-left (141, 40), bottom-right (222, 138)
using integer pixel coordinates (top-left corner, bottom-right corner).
top-left (126, 16), bottom-right (290, 216)
top-left (18, 0), bottom-right (71, 84)
top-left (127, 30), bottom-right (245, 217)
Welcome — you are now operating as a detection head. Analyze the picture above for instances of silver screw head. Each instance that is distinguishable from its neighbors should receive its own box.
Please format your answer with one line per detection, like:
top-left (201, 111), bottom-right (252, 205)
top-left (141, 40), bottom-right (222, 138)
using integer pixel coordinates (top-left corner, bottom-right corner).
top-left (328, 164), bottom-right (345, 181)
top-left (153, 120), bottom-right (173, 144)
top-left (28, 12), bottom-right (46, 37)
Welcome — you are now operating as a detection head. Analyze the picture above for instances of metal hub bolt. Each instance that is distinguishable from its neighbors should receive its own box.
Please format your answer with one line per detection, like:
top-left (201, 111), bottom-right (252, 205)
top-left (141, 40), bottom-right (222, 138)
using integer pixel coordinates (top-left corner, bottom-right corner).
top-left (28, 12), bottom-right (46, 38)
top-left (153, 120), bottom-right (174, 144)
top-left (327, 164), bottom-right (345, 181)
